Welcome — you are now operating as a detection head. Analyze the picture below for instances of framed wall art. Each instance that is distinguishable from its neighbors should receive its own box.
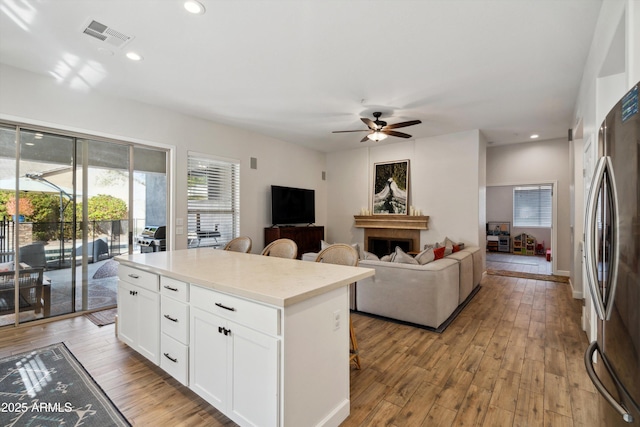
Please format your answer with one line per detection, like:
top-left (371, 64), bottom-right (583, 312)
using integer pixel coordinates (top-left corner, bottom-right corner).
top-left (372, 160), bottom-right (409, 214)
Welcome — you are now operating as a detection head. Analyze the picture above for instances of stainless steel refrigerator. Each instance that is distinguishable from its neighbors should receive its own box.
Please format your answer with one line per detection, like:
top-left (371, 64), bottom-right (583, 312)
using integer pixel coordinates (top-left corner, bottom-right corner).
top-left (584, 81), bottom-right (640, 426)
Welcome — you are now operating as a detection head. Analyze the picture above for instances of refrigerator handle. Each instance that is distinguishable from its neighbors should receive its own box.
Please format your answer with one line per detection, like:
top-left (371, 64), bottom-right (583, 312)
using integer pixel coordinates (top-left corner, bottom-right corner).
top-left (602, 156), bottom-right (620, 321)
top-left (584, 156), bottom-right (607, 320)
top-left (585, 341), bottom-right (634, 423)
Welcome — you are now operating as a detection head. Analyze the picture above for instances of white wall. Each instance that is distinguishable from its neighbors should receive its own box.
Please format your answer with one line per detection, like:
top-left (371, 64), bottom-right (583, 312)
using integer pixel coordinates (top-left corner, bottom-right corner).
top-left (326, 130), bottom-right (485, 253)
top-left (0, 64), bottom-right (327, 252)
top-left (487, 138), bottom-right (571, 274)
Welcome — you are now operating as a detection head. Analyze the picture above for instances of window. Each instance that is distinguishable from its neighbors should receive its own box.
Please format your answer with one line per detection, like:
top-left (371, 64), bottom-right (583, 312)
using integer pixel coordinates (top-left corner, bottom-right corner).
top-left (513, 185), bottom-right (552, 227)
top-left (187, 153), bottom-right (240, 248)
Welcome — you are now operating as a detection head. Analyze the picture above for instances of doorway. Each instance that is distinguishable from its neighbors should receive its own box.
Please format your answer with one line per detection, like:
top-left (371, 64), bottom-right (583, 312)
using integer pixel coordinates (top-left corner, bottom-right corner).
top-left (486, 182), bottom-right (557, 276)
top-left (0, 123), bottom-right (168, 327)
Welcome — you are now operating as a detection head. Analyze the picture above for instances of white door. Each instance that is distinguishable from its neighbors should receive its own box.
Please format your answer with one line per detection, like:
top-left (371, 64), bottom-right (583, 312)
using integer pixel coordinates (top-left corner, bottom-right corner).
top-left (136, 286), bottom-right (160, 364)
top-left (117, 281), bottom-right (137, 347)
top-left (190, 307), bottom-right (228, 409)
top-left (229, 321), bottom-right (279, 427)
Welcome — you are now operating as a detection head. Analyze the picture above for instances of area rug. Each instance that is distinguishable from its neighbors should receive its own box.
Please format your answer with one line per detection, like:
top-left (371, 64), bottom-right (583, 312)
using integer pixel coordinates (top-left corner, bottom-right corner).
top-left (0, 342), bottom-right (130, 427)
top-left (84, 307), bottom-right (118, 327)
top-left (487, 269), bottom-right (570, 283)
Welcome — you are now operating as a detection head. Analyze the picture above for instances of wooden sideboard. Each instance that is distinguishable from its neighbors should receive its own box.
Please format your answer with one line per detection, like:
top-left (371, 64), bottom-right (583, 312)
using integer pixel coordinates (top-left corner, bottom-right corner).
top-left (264, 226), bottom-right (324, 258)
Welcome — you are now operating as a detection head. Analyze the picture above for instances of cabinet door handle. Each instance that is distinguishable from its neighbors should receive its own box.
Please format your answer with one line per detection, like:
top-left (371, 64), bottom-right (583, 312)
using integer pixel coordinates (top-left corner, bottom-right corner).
top-left (129, 290), bottom-right (138, 296)
top-left (163, 285), bottom-right (178, 292)
top-left (215, 302), bottom-right (236, 312)
top-left (217, 326), bottom-right (231, 336)
top-left (163, 353), bottom-right (178, 363)
top-left (163, 314), bottom-right (178, 322)
top-left (128, 274), bottom-right (140, 279)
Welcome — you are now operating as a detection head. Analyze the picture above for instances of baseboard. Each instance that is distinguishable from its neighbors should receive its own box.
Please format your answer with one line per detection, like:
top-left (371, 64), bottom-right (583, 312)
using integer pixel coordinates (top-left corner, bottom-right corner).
top-left (316, 398), bottom-right (350, 427)
top-left (569, 278), bottom-right (583, 299)
top-left (556, 270), bottom-right (570, 277)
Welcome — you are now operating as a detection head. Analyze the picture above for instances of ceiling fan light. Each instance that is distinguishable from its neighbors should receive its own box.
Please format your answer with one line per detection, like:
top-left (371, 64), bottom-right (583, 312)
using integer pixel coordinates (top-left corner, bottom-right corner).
top-left (367, 131), bottom-right (387, 142)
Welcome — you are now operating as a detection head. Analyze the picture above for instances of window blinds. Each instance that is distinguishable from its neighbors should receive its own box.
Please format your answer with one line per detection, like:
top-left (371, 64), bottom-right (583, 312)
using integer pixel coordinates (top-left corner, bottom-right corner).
top-left (187, 154), bottom-right (240, 247)
top-left (513, 185), bottom-right (552, 227)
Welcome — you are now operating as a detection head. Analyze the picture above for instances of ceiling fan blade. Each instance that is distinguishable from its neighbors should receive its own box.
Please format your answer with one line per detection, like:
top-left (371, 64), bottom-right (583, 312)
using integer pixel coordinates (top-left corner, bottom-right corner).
top-left (360, 134), bottom-right (372, 142)
top-left (385, 119), bottom-right (422, 130)
top-left (361, 117), bottom-right (376, 129)
top-left (382, 130), bottom-right (412, 138)
top-left (332, 130), bottom-right (370, 133)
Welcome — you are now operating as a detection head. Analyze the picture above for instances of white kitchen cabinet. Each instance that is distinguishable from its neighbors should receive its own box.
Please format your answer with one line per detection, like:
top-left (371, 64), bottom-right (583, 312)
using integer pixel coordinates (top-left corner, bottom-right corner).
top-left (190, 287), bottom-right (279, 427)
top-left (117, 266), bottom-right (160, 364)
top-left (117, 249), bottom-right (374, 427)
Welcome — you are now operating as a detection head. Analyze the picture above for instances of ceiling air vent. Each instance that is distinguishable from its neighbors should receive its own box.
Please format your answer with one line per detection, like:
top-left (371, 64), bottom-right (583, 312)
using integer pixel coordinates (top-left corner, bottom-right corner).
top-left (81, 19), bottom-right (133, 48)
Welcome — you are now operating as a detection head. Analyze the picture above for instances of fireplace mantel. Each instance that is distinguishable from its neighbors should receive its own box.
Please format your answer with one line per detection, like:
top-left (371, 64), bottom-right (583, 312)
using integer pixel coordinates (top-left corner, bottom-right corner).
top-left (354, 215), bottom-right (429, 255)
top-left (353, 215), bottom-right (429, 230)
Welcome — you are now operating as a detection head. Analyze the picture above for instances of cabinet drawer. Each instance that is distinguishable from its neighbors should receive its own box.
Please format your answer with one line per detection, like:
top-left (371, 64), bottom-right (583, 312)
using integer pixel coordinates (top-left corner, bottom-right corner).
top-left (161, 276), bottom-right (189, 302)
top-left (161, 295), bottom-right (189, 344)
top-left (118, 265), bottom-right (158, 292)
top-left (161, 334), bottom-right (188, 386)
top-left (191, 285), bottom-right (279, 336)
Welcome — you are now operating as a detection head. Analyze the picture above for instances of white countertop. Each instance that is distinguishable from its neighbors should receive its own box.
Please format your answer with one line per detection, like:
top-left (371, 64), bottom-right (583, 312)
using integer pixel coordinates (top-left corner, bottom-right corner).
top-left (116, 248), bottom-right (374, 307)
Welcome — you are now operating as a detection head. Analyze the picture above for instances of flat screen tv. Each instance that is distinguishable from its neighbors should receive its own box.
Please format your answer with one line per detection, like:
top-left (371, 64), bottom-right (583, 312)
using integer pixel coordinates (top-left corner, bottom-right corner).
top-left (271, 185), bottom-right (315, 226)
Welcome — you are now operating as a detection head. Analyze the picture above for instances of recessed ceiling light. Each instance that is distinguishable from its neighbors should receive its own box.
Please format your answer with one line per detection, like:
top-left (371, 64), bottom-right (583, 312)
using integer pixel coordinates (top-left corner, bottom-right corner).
top-left (184, 1), bottom-right (205, 14)
top-left (34, 133), bottom-right (43, 139)
top-left (530, 134), bottom-right (539, 139)
top-left (126, 51), bottom-right (143, 61)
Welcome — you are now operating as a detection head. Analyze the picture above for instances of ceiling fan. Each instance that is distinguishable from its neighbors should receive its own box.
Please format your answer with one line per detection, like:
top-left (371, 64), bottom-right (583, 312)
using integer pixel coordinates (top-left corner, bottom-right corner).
top-left (332, 112), bottom-right (422, 142)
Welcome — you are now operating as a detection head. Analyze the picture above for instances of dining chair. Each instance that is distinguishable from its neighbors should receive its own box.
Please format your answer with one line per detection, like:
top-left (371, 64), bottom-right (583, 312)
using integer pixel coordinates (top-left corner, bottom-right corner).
top-left (223, 236), bottom-right (252, 253)
top-left (261, 238), bottom-right (298, 259)
top-left (314, 243), bottom-right (361, 369)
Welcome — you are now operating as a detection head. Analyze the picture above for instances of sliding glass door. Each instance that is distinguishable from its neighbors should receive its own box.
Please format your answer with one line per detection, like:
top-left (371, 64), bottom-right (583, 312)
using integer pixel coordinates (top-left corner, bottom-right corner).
top-left (0, 123), bottom-right (167, 327)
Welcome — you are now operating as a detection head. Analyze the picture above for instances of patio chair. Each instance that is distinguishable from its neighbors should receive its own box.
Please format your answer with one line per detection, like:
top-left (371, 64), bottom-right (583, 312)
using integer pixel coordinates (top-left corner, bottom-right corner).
top-left (0, 267), bottom-right (50, 317)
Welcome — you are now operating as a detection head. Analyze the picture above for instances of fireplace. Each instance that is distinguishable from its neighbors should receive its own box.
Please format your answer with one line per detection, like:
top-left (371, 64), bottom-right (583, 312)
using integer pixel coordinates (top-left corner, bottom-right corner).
top-left (368, 237), bottom-right (413, 258)
top-left (354, 214), bottom-right (429, 257)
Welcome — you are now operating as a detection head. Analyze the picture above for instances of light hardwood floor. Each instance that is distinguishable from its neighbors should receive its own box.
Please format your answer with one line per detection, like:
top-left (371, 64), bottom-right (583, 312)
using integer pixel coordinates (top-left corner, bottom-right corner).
top-left (0, 272), bottom-right (599, 426)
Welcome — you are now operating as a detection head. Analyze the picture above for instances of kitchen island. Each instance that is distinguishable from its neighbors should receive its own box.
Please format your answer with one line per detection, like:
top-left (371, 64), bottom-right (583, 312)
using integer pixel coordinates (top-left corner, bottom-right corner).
top-left (116, 248), bottom-right (374, 427)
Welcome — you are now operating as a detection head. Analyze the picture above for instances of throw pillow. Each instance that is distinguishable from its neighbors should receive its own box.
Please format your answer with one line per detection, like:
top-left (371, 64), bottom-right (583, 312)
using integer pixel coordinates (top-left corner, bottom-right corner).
top-left (453, 244), bottom-right (460, 253)
top-left (363, 251), bottom-right (380, 261)
top-left (433, 246), bottom-right (446, 260)
top-left (380, 254), bottom-right (392, 262)
top-left (0, 261), bottom-right (13, 272)
top-left (441, 237), bottom-right (454, 256)
top-left (392, 246), bottom-right (418, 265)
top-left (415, 247), bottom-right (435, 265)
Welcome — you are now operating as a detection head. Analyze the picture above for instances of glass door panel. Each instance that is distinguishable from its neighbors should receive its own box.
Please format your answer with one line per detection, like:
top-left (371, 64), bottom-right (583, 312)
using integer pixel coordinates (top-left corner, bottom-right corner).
top-left (133, 146), bottom-right (168, 253)
top-left (17, 129), bottom-right (76, 324)
top-left (0, 125), bottom-right (18, 326)
top-left (75, 139), bottom-right (130, 312)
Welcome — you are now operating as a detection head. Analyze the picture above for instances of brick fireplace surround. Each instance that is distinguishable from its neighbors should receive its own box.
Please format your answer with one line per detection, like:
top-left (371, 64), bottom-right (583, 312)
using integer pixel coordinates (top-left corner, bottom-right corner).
top-left (354, 215), bottom-right (429, 256)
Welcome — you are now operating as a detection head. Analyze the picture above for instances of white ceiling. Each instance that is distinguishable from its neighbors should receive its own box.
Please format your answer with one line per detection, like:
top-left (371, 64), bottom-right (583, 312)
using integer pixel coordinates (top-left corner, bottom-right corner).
top-left (0, 0), bottom-right (602, 152)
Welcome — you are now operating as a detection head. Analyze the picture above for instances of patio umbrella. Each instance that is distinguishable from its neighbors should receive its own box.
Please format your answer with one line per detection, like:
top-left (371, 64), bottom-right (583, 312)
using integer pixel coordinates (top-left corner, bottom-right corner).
top-left (0, 176), bottom-right (76, 196)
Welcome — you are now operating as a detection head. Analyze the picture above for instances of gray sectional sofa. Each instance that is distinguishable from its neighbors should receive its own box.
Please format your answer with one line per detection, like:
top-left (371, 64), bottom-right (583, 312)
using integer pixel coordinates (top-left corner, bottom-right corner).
top-left (302, 246), bottom-right (482, 330)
